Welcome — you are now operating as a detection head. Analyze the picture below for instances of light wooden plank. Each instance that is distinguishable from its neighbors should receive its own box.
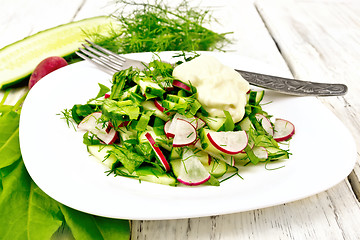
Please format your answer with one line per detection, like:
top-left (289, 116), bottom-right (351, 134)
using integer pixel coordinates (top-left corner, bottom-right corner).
top-left (256, 0), bottom-right (360, 191)
top-left (132, 181), bottom-right (360, 240)
top-left (131, 0), bottom-right (360, 238)
top-left (0, 0), bottom-right (86, 108)
top-left (255, 0), bottom-right (360, 238)
top-left (0, 0), bottom-right (84, 49)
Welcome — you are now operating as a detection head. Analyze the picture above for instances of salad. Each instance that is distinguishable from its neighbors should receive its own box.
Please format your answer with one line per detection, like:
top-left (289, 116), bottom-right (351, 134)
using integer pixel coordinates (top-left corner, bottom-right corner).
top-left (62, 54), bottom-right (295, 187)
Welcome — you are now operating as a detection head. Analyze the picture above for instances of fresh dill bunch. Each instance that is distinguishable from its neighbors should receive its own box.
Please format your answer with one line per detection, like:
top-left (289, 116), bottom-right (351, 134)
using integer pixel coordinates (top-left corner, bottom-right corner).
top-left (92, 0), bottom-right (232, 53)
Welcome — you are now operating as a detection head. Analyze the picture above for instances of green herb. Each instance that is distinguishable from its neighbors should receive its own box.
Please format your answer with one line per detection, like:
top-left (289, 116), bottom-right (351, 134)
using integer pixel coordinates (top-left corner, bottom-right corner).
top-left (92, 0), bottom-right (231, 53)
top-left (0, 91), bottom-right (130, 239)
top-left (59, 108), bottom-right (76, 130)
top-left (110, 145), bottom-right (145, 173)
top-left (95, 83), bottom-right (111, 99)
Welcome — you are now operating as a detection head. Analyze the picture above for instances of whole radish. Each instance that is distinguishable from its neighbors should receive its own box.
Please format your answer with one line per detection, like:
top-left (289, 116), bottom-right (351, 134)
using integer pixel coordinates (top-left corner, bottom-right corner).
top-left (28, 56), bottom-right (68, 89)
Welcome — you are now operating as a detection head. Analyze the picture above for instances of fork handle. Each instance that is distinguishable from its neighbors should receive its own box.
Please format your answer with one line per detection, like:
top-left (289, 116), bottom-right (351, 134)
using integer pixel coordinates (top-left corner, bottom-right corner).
top-left (236, 69), bottom-right (348, 96)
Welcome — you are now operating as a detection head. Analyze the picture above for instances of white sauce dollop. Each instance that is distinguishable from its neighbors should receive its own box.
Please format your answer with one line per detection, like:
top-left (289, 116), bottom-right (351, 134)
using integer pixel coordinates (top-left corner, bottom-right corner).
top-left (172, 55), bottom-right (250, 123)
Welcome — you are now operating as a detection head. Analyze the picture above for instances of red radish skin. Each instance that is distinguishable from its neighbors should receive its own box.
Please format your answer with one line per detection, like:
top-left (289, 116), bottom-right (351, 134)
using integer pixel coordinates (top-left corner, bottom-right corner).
top-left (28, 56), bottom-right (68, 89)
top-left (154, 99), bottom-right (170, 115)
top-left (253, 146), bottom-right (268, 160)
top-left (273, 118), bottom-right (295, 142)
top-left (195, 117), bottom-right (206, 129)
top-left (207, 131), bottom-right (248, 155)
top-left (255, 113), bottom-right (274, 136)
top-left (109, 121), bottom-right (130, 129)
top-left (177, 176), bottom-right (211, 186)
top-left (145, 132), bottom-right (171, 171)
top-left (164, 120), bottom-right (174, 138)
top-left (172, 80), bottom-right (191, 91)
top-left (78, 112), bottom-right (118, 144)
top-left (172, 119), bottom-right (197, 147)
top-left (118, 121), bottom-right (130, 128)
top-left (102, 129), bottom-right (118, 145)
top-left (176, 149), bottom-right (211, 186)
top-left (207, 155), bottom-right (212, 165)
top-left (167, 113), bottom-right (201, 134)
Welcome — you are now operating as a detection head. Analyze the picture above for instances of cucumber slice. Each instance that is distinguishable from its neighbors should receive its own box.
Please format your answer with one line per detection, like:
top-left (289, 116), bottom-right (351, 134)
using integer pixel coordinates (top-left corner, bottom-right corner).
top-left (238, 116), bottom-right (253, 131)
top-left (247, 90), bottom-right (265, 105)
top-left (197, 114), bottom-right (226, 131)
top-left (266, 147), bottom-right (290, 160)
top-left (138, 127), bottom-right (172, 151)
top-left (169, 147), bottom-right (182, 160)
top-left (203, 156), bottom-right (228, 178)
top-left (138, 79), bottom-right (165, 98)
top-left (0, 16), bottom-right (118, 89)
top-left (141, 100), bottom-right (170, 121)
top-left (135, 166), bottom-right (177, 186)
top-left (87, 145), bottom-right (117, 169)
top-left (171, 154), bottom-right (228, 179)
top-left (114, 166), bottom-right (177, 186)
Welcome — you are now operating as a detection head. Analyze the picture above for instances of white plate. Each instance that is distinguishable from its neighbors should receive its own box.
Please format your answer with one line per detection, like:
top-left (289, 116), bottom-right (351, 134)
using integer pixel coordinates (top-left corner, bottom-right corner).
top-left (19, 52), bottom-right (357, 220)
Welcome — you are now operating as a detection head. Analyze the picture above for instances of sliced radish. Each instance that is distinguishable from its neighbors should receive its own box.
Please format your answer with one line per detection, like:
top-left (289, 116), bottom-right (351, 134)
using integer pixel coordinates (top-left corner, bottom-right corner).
top-left (195, 117), bottom-right (206, 129)
top-left (145, 132), bottom-right (171, 171)
top-left (164, 120), bottom-right (174, 138)
top-left (166, 116), bottom-right (178, 138)
top-left (172, 119), bottom-right (197, 147)
top-left (108, 120), bottom-right (129, 130)
top-left (193, 138), bottom-right (202, 149)
top-left (154, 99), bottom-right (170, 115)
top-left (78, 112), bottom-right (118, 144)
top-left (177, 149), bottom-right (211, 186)
top-left (206, 154), bottom-right (212, 166)
top-left (192, 149), bottom-right (211, 166)
top-left (167, 113), bottom-right (201, 133)
top-left (166, 114), bottom-right (192, 137)
top-left (158, 80), bottom-right (174, 91)
top-left (253, 146), bottom-right (268, 160)
top-left (97, 128), bottom-right (118, 145)
top-left (119, 121), bottom-right (130, 127)
top-left (78, 112), bottom-right (102, 131)
top-left (207, 131), bottom-right (248, 155)
top-left (255, 113), bottom-right (274, 136)
top-left (172, 79), bottom-right (191, 91)
top-left (273, 118), bottom-right (295, 142)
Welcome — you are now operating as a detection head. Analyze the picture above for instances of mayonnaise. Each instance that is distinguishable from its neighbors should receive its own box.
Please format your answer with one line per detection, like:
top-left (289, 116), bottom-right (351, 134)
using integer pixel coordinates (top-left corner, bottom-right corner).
top-left (172, 55), bottom-right (250, 123)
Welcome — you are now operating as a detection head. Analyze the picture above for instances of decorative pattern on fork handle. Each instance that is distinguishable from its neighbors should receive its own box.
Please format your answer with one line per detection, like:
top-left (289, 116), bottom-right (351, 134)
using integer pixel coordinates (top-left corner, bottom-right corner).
top-left (236, 70), bottom-right (348, 96)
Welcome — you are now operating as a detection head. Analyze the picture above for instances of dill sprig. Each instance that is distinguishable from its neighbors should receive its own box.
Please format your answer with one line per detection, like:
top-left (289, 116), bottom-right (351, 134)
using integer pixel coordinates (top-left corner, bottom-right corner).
top-left (92, 0), bottom-right (231, 53)
top-left (58, 109), bottom-right (76, 130)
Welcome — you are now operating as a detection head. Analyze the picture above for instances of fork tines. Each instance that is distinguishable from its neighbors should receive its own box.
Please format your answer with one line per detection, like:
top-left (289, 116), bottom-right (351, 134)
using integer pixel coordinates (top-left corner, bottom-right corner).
top-left (76, 40), bottom-right (125, 73)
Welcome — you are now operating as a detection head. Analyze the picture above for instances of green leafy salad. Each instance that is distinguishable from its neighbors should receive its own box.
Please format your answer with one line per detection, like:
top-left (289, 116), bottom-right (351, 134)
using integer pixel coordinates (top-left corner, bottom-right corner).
top-left (62, 55), bottom-right (295, 187)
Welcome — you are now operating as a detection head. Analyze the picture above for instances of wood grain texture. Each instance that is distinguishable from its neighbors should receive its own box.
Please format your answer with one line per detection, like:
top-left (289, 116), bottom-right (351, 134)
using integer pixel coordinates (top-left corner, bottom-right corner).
top-left (0, 0), bottom-right (84, 48)
top-left (132, 0), bottom-right (360, 238)
top-left (2, 0), bottom-right (360, 239)
top-left (255, 0), bottom-right (360, 193)
top-left (132, 182), bottom-right (360, 240)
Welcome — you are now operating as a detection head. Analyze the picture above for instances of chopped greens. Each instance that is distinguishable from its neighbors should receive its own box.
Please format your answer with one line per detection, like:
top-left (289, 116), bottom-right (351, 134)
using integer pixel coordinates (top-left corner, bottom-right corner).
top-left (62, 56), bottom-right (294, 187)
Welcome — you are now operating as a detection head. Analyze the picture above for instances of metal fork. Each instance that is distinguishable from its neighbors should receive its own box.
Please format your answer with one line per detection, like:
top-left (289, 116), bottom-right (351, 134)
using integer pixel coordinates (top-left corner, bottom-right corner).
top-left (76, 40), bottom-right (146, 73)
top-left (76, 40), bottom-right (348, 96)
